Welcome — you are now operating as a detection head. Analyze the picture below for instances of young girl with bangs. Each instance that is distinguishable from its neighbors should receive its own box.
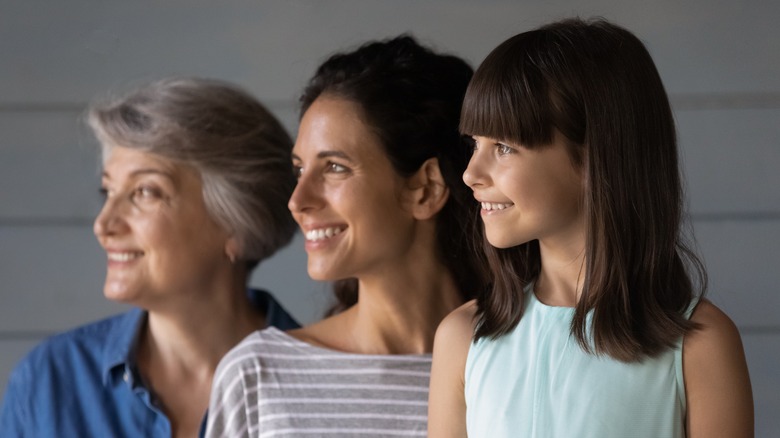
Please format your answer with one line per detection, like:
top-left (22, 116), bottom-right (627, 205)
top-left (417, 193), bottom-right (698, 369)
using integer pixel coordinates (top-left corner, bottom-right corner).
top-left (428, 18), bottom-right (753, 438)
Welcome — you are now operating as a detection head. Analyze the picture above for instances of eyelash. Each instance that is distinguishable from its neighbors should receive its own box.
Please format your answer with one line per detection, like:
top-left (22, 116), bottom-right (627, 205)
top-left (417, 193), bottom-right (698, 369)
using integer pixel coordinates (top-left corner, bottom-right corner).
top-left (496, 143), bottom-right (514, 156)
top-left (326, 162), bottom-right (348, 173)
top-left (292, 164), bottom-right (303, 179)
top-left (132, 185), bottom-right (162, 200)
top-left (293, 162), bottom-right (350, 178)
top-left (98, 185), bottom-right (163, 203)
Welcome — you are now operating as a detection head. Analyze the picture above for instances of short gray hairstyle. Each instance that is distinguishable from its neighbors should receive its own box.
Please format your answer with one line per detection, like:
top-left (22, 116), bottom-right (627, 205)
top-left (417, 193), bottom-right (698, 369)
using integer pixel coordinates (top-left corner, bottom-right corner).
top-left (87, 77), bottom-right (297, 269)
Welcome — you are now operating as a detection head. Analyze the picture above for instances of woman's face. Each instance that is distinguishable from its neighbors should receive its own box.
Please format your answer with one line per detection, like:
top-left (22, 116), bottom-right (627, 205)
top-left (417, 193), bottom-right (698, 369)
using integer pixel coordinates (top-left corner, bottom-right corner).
top-left (288, 96), bottom-right (417, 281)
top-left (463, 134), bottom-right (584, 250)
top-left (93, 146), bottom-right (232, 307)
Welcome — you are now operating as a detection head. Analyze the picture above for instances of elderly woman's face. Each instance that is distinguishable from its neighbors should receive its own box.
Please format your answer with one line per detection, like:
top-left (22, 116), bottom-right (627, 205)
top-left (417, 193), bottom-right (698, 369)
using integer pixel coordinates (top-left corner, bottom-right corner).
top-left (93, 146), bottom-right (231, 307)
top-left (288, 96), bottom-right (418, 282)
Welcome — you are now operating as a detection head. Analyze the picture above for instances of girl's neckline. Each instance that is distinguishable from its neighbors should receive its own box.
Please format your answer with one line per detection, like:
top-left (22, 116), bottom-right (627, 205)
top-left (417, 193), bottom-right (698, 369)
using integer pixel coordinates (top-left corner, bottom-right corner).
top-left (527, 282), bottom-right (576, 311)
top-left (262, 326), bottom-right (433, 359)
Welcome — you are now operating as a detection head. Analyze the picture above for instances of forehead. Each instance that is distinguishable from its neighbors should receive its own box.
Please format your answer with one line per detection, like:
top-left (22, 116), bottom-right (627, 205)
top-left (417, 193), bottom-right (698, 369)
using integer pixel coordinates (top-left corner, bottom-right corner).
top-left (101, 145), bottom-right (196, 184)
top-left (293, 96), bottom-right (387, 162)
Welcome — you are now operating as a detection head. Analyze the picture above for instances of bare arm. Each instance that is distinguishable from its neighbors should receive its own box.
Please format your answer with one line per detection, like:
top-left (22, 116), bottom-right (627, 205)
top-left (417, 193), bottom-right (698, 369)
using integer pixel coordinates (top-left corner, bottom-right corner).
top-left (684, 299), bottom-right (754, 437)
top-left (428, 300), bottom-right (478, 438)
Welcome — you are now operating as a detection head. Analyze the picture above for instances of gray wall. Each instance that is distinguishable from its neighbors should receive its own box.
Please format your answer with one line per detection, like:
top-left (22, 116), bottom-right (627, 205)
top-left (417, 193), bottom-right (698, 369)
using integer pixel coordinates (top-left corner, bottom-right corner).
top-left (1, 1), bottom-right (777, 435)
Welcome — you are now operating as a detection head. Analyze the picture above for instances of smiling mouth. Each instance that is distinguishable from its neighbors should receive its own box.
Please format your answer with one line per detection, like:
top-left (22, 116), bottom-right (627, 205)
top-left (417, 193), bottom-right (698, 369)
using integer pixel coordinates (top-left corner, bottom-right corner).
top-left (107, 252), bottom-right (143, 262)
top-left (305, 227), bottom-right (346, 242)
top-left (481, 202), bottom-right (514, 211)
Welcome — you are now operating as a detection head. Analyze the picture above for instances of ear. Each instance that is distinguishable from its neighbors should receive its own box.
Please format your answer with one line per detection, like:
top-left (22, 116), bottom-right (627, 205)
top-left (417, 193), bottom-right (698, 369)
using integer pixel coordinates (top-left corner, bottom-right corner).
top-left (405, 157), bottom-right (450, 220)
top-left (224, 237), bottom-right (241, 265)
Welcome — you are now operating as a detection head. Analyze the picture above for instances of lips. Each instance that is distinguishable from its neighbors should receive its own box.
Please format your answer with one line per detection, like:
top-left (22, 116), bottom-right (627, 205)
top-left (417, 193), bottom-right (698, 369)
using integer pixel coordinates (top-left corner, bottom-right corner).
top-left (304, 226), bottom-right (346, 242)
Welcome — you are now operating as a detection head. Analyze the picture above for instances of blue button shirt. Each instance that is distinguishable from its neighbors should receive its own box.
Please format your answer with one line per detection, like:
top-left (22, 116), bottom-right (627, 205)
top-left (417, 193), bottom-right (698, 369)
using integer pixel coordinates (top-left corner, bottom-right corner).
top-left (0, 289), bottom-right (299, 437)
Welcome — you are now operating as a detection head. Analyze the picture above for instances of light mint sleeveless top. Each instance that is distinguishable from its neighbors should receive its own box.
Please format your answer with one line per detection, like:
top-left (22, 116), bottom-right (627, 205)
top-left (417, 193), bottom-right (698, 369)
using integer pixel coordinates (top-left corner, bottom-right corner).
top-left (465, 285), bottom-right (691, 437)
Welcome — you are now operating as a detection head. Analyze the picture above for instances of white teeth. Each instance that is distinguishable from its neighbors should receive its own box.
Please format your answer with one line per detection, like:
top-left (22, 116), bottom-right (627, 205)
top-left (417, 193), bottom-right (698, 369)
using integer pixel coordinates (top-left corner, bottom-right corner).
top-left (481, 202), bottom-right (513, 211)
top-left (305, 227), bottom-right (345, 242)
top-left (107, 252), bottom-right (141, 262)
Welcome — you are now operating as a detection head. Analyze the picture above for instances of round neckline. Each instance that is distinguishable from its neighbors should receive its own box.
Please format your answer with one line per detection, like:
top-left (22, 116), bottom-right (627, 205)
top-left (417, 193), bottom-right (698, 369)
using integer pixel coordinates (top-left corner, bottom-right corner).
top-left (263, 326), bottom-right (432, 359)
top-left (527, 283), bottom-right (576, 312)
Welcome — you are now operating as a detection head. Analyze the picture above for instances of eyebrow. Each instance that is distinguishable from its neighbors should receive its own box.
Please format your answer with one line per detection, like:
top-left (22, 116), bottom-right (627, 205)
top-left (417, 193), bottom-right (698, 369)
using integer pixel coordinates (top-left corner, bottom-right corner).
top-left (101, 168), bottom-right (177, 183)
top-left (292, 150), bottom-right (354, 162)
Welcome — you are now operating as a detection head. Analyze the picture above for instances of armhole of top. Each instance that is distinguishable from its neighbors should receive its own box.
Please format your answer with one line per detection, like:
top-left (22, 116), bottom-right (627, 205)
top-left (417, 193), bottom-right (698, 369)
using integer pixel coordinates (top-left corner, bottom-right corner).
top-left (675, 296), bottom-right (702, 412)
top-left (464, 282), bottom-right (533, 404)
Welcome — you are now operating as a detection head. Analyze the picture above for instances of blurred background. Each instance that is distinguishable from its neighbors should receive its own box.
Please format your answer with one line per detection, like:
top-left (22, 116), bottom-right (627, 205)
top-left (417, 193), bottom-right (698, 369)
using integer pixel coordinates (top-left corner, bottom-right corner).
top-left (1, 0), bottom-right (777, 434)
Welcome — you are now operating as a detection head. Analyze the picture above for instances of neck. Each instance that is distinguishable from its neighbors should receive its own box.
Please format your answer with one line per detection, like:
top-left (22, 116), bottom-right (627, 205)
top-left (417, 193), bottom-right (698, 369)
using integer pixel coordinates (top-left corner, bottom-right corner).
top-left (351, 268), bottom-right (462, 354)
top-left (137, 274), bottom-right (265, 378)
top-left (536, 226), bottom-right (587, 307)
top-left (297, 250), bottom-right (463, 355)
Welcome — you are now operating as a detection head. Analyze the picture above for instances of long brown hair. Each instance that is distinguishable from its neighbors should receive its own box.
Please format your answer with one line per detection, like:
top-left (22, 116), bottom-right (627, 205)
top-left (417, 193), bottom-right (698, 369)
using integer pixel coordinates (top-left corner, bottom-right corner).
top-left (460, 18), bottom-right (706, 362)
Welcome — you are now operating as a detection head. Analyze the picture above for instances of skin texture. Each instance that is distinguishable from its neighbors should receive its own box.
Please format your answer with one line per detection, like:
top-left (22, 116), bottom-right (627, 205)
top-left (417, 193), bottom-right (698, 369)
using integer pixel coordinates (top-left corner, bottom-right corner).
top-left (463, 135), bottom-right (584, 253)
top-left (287, 96), bottom-right (462, 355)
top-left (95, 146), bottom-right (267, 437)
top-left (684, 301), bottom-right (754, 437)
top-left (289, 97), bottom-right (417, 283)
top-left (428, 134), bottom-right (753, 437)
top-left (96, 147), bottom-right (231, 308)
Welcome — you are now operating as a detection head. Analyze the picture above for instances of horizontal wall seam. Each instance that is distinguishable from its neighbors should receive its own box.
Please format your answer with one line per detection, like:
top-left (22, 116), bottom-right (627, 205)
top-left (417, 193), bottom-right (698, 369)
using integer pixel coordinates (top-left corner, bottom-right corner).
top-left (0, 100), bottom-right (297, 113)
top-left (2, 93), bottom-right (780, 113)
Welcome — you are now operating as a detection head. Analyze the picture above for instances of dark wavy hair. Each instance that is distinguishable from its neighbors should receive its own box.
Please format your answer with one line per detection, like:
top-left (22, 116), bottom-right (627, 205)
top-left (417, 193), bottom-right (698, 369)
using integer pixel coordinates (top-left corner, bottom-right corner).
top-left (300, 35), bottom-right (488, 315)
top-left (460, 18), bottom-right (706, 362)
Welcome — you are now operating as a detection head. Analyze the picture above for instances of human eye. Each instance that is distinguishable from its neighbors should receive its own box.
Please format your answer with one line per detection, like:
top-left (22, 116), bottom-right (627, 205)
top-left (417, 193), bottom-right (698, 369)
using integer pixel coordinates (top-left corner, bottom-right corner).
top-left (98, 182), bottom-right (117, 202)
top-left (292, 164), bottom-right (303, 179)
top-left (131, 184), bottom-right (164, 203)
top-left (496, 142), bottom-right (515, 156)
top-left (326, 161), bottom-right (350, 174)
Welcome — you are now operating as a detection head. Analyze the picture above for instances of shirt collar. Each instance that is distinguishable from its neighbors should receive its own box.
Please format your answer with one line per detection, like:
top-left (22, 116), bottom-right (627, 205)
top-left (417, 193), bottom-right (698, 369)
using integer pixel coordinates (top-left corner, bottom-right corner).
top-left (97, 289), bottom-right (298, 386)
top-left (101, 307), bottom-right (147, 386)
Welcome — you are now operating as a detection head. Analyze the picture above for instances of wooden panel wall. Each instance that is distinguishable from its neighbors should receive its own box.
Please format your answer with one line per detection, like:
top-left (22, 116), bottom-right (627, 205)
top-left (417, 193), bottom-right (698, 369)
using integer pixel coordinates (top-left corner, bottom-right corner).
top-left (1, 1), bottom-right (777, 434)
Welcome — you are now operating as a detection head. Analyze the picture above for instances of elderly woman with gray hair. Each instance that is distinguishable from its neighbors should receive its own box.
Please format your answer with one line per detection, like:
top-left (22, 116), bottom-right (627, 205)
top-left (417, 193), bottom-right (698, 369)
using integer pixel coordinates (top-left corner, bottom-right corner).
top-left (0, 78), bottom-right (300, 437)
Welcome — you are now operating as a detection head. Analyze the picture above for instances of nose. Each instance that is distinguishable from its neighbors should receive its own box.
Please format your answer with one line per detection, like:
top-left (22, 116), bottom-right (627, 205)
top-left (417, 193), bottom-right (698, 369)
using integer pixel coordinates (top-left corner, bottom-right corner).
top-left (462, 148), bottom-right (488, 189)
top-left (93, 194), bottom-right (126, 239)
top-left (287, 171), bottom-right (320, 214)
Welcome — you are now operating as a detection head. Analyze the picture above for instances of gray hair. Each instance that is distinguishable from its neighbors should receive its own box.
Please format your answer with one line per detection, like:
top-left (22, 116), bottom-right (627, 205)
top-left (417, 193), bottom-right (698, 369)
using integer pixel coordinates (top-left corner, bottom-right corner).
top-left (87, 77), bottom-right (297, 269)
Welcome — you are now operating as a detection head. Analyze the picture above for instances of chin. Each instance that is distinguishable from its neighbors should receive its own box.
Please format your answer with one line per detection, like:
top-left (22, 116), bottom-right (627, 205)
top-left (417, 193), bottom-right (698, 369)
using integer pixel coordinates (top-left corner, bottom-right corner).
top-left (485, 233), bottom-right (532, 249)
top-left (306, 266), bottom-right (336, 282)
top-left (102, 283), bottom-right (139, 304)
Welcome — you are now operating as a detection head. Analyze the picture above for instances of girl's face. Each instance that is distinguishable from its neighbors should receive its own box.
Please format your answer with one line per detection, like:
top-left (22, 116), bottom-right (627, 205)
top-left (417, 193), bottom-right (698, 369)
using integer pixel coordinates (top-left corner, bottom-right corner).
top-left (288, 96), bottom-right (417, 281)
top-left (463, 133), bottom-right (585, 250)
top-left (94, 146), bottom-right (232, 307)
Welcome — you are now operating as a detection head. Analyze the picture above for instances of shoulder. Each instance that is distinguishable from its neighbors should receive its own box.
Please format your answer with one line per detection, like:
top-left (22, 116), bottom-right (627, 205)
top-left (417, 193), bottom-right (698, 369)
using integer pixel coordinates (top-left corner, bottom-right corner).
top-left (12, 311), bottom-right (134, 373)
top-left (685, 299), bottom-right (744, 358)
top-left (431, 300), bottom-right (478, 375)
top-left (0, 312), bottom-right (137, 432)
top-left (683, 299), bottom-right (754, 437)
top-left (435, 300), bottom-right (478, 345)
top-left (428, 301), bottom-right (477, 437)
top-left (213, 328), bottom-right (292, 384)
top-left (208, 328), bottom-right (301, 435)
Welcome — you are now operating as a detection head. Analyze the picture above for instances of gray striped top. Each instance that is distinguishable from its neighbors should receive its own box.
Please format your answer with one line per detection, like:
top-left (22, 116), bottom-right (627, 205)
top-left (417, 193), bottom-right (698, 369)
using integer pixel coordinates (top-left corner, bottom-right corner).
top-left (205, 327), bottom-right (432, 437)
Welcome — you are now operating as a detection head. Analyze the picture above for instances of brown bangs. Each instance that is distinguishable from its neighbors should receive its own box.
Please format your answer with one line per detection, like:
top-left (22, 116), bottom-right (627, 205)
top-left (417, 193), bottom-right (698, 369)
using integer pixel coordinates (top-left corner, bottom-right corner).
top-left (459, 32), bottom-right (556, 149)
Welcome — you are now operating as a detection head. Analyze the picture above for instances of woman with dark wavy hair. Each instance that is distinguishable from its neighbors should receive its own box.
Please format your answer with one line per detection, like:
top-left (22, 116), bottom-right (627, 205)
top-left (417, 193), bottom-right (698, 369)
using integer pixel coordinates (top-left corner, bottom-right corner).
top-left (428, 18), bottom-right (753, 438)
top-left (206, 36), bottom-right (487, 437)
